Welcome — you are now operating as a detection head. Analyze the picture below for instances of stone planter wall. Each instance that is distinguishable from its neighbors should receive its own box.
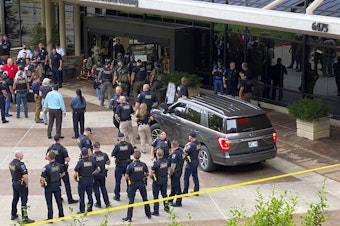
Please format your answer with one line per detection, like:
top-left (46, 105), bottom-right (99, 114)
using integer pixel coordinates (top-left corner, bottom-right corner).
top-left (296, 116), bottom-right (330, 140)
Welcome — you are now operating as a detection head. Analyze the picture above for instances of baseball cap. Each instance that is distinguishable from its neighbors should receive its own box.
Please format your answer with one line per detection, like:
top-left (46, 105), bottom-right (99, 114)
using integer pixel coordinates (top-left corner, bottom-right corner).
top-left (93, 141), bottom-right (100, 148)
top-left (187, 131), bottom-right (196, 138)
top-left (85, 127), bottom-right (92, 134)
top-left (117, 132), bottom-right (125, 138)
top-left (81, 147), bottom-right (88, 156)
top-left (54, 134), bottom-right (61, 141)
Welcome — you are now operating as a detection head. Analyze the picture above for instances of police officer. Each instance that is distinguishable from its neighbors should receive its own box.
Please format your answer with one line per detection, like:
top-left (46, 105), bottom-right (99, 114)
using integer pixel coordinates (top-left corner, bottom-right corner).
top-left (0, 34), bottom-right (11, 61)
top-left (91, 59), bottom-right (103, 101)
top-left (130, 59), bottom-right (147, 99)
top-left (46, 134), bottom-right (78, 204)
top-left (110, 86), bottom-right (127, 129)
top-left (111, 132), bottom-right (134, 201)
top-left (91, 142), bottom-right (111, 208)
top-left (0, 74), bottom-right (9, 123)
top-left (113, 61), bottom-right (129, 94)
top-left (9, 150), bottom-right (34, 223)
top-left (212, 60), bottom-right (226, 95)
top-left (149, 63), bottom-right (163, 102)
top-left (74, 147), bottom-right (100, 214)
top-left (98, 60), bottom-right (114, 107)
top-left (176, 77), bottom-right (189, 98)
top-left (40, 151), bottom-right (65, 220)
top-left (182, 131), bottom-right (201, 194)
top-left (13, 70), bottom-right (29, 118)
top-left (135, 84), bottom-right (158, 113)
top-left (150, 149), bottom-right (169, 215)
top-left (78, 127), bottom-right (93, 156)
top-left (168, 140), bottom-right (184, 207)
top-left (150, 130), bottom-right (171, 161)
top-left (123, 150), bottom-right (151, 222)
top-left (115, 96), bottom-right (135, 147)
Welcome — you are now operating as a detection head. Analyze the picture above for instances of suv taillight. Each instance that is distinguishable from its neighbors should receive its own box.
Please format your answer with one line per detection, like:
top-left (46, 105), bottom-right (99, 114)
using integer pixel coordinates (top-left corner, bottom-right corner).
top-left (273, 131), bottom-right (277, 143)
top-left (216, 136), bottom-right (230, 152)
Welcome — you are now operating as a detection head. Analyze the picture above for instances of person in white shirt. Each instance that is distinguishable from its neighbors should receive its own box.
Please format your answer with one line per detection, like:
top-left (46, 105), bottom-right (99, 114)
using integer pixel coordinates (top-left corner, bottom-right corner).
top-left (17, 44), bottom-right (32, 59)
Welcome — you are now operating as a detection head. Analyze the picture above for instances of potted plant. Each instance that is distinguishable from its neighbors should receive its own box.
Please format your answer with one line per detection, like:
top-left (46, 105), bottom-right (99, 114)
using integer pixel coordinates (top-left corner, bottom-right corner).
top-left (163, 71), bottom-right (203, 97)
top-left (287, 98), bottom-right (330, 140)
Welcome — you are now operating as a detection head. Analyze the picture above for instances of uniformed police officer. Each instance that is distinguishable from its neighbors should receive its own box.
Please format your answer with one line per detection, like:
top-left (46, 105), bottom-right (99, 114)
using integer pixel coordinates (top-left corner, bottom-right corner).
top-left (78, 127), bottom-right (93, 156)
top-left (74, 147), bottom-right (100, 214)
top-left (150, 149), bottom-right (169, 215)
top-left (0, 74), bottom-right (9, 123)
top-left (91, 59), bottom-right (103, 101)
top-left (130, 59), bottom-right (147, 99)
top-left (9, 150), bottom-right (34, 223)
top-left (168, 140), bottom-right (184, 207)
top-left (0, 34), bottom-right (11, 61)
top-left (182, 131), bottom-right (201, 194)
top-left (46, 134), bottom-right (78, 204)
top-left (40, 151), bottom-right (65, 220)
top-left (113, 61), bottom-right (129, 94)
top-left (151, 130), bottom-right (171, 161)
top-left (109, 86), bottom-right (127, 130)
top-left (134, 84), bottom-right (158, 113)
top-left (111, 132), bottom-right (134, 201)
top-left (90, 142), bottom-right (111, 208)
top-left (115, 96), bottom-right (135, 147)
top-left (123, 151), bottom-right (151, 222)
top-left (98, 60), bottom-right (114, 107)
top-left (176, 77), bottom-right (189, 98)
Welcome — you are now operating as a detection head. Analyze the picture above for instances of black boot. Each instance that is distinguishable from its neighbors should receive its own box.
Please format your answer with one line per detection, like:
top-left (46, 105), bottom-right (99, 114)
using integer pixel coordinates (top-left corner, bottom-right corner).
top-left (21, 206), bottom-right (35, 223)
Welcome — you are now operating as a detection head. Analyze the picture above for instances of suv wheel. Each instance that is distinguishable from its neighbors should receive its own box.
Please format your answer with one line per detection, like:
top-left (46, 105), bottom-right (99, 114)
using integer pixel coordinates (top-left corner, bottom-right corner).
top-left (150, 123), bottom-right (161, 140)
top-left (199, 145), bottom-right (216, 172)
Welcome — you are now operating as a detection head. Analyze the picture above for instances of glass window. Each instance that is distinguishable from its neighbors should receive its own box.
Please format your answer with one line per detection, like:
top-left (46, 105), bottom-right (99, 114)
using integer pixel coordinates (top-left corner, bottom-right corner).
top-left (226, 115), bottom-right (272, 133)
top-left (186, 105), bottom-right (201, 124)
top-left (169, 102), bottom-right (187, 119)
top-left (208, 112), bottom-right (224, 133)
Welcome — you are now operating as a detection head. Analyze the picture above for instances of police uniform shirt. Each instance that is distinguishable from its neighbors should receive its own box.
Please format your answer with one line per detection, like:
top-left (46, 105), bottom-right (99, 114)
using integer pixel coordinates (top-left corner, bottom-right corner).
top-left (41, 161), bottom-right (64, 184)
top-left (93, 64), bottom-right (103, 78)
top-left (177, 84), bottom-right (188, 98)
top-left (46, 143), bottom-right (69, 165)
top-left (50, 53), bottom-right (62, 68)
top-left (0, 39), bottom-right (11, 56)
top-left (90, 151), bottom-right (109, 173)
top-left (126, 160), bottom-right (148, 183)
top-left (152, 138), bottom-right (171, 157)
top-left (184, 141), bottom-right (200, 160)
top-left (132, 66), bottom-right (146, 81)
top-left (9, 159), bottom-right (28, 181)
top-left (74, 156), bottom-right (98, 178)
top-left (78, 134), bottom-right (93, 150)
top-left (31, 54), bottom-right (41, 66)
top-left (111, 141), bottom-right (134, 163)
top-left (170, 148), bottom-right (184, 177)
top-left (0, 82), bottom-right (6, 97)
top-left (225, 69), bottom-right (238, 85)
top-left (116, 102), bottom-right (134, 121)
top-left (240, 79), bottom-right (254, 93)
top-left (128, 60), bottom-right (137, 74)
top-left (39, 48), bottom-right (48, 61)
top-left (151, 158), bottom-right (168, 178)
top-left (136, 91), bottom-right (157, 111)
top-left (16, 58), bottom-right (26, 67)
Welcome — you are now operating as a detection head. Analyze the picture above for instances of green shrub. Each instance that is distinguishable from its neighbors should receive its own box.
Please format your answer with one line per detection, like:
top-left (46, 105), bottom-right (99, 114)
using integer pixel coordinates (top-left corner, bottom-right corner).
top-left (163, 71), bottom-right (202, 88)
top-left (287, 98), bottom-right (329, 122)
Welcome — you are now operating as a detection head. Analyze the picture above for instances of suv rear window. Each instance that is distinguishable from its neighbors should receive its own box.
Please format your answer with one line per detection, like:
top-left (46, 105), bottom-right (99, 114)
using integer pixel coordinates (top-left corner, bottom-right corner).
top-left (226, 114), bottom-right (272, 133)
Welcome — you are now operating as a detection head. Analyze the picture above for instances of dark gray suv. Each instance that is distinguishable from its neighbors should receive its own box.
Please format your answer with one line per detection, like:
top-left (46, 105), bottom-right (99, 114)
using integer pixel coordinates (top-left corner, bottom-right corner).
top-left (150, 94), bottom-right (277, 172)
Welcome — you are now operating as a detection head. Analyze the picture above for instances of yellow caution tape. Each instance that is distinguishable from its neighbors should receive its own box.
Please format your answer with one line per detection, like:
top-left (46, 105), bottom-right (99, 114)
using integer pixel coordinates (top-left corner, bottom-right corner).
top-left (26, 163), bottom-right (340, 225)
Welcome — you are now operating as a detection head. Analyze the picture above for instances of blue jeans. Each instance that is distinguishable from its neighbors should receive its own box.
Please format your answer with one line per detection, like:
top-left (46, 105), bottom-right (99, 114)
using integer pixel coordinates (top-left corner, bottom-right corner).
top-left (16, 92), bottom-right (28, 117)
top-left (5, 92), bottom-right (11, 115)
top-left (93, 173), bottom-right (109, 206)
top-left (183, 159), bottom-right (199, 194)
top-left (126, 182), bottom-right (151, 220)
top-left (214, 80), bottom-right (224, 95)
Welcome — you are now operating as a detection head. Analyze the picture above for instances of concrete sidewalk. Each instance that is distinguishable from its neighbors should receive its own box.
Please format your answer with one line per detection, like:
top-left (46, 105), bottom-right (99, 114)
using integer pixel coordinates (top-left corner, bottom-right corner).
top-left (1, 78), bottom-right (340, 225)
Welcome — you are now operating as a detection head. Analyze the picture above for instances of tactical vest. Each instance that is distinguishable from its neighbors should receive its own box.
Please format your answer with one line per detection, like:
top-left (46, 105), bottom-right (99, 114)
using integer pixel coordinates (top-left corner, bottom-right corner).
top-left (154, 158), bottom-right (168, 178)
top-left (155, 139), bottom-right (170, 158)
top-left (115, 142), bottom-right (132, 161)
top-left (92, 152), bottom-right (106, 173)
top-left (119, 103), bottom-right (133, 121)
top-left (48, 144), bottom-right (64, 164)
top-left (135, 66), bottom-right (146, 81)
top-left (94, 65), bottom-right (103, 77)
top-left (129, 161), bottom-right (145, 182)
top-left (15, 78), bottom-right (27, 92)
top-left (188, 141), bottom-right (201, 160)
top-left (117, 68), bottom-right (129, 83)
top-left (9, 160), bottom-right (22, 180)
top-left (78, 158), bottom-right (94, 178)
top-left (102, 68), bottom-right (113, 81)
top-left (48, 162), bottom-right (62, 183)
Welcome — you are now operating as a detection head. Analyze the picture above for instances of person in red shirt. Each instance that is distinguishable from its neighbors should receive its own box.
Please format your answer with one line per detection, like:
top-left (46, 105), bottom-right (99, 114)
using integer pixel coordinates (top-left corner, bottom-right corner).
top-left (3, 58), bottom-right (18, 104)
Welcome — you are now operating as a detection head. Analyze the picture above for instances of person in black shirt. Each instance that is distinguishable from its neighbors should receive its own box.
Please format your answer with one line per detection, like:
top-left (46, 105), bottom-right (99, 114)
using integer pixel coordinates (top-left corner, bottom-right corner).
top-left (9, 150), bottom-right (34, 223)
top-left (135, 103), bottom-right (152, 153)
top-left (176, 77), bottom-right (189, 98)
top-left (0, 34), bottom-right (11, 61)
top-left (0, 74), bottom-right (9, 123)
top-left (78, 127), bottom-right (93, 156)
top-left (70, 89), bottom-right (87, 139)
top-left (115, 96), bottom-right (135, 146)
top-left (49, 48), bottom-right (63, 88)
top-left (270, 58), bottom-right (287, 101)
top-left (239, 71), bottom-right (254, 102)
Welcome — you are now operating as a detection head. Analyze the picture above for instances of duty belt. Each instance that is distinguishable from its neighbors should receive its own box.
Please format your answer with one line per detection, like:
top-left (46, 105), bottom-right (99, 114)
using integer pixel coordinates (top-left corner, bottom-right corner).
top-left (16, 90), bottom-right (27, 93)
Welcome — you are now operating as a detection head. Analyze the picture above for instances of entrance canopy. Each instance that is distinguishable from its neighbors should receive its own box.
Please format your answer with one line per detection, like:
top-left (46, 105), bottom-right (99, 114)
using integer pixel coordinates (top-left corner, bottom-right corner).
top-left (66, 0), bottom-right (340, 39)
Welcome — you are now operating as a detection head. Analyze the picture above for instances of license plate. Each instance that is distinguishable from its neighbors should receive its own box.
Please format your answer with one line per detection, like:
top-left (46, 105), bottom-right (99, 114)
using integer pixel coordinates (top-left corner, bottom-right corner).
top-left (248, 141), bottom-right (258, 148)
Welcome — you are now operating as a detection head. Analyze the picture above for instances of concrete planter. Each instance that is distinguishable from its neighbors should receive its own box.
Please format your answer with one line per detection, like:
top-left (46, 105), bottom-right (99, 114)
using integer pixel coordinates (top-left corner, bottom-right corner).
top-left (296, 116), bottom-right (330, 140)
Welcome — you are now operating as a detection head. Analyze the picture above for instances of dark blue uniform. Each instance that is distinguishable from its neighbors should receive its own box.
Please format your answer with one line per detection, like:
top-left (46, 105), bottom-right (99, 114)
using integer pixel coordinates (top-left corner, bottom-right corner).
top-left (136, 91), bottom-right (157, 113)
top-left (46, 143), bottom-right (74, 202)
top-left (169, 147), bottom-right (184, 206)
top-left (90, 151), bottom-right (110, 207)
top-left (125, 159), bottom-right (151, 220)
top-left (151, 157), bottom-right (169, 214)
top-left (9, 158), bottom-right (29, 220)
top-left (50, 52), bottom-right (62, 87)
top-left (41, 161), bottom-right (64, 219)
top-left (39, 48), bottom-right (49, 78)
top-left (110, 93), bottom-right (128, 129)
top-left (70, 96), bottom-right (86, 138)
top-left (78, 135), bottom-right (93, 154)
top-left (152, 138), bottom-right (171, 160)
top-left (0, 81), bottom-right (6, 122)
top-left (183, 141), bottom-right (201, 194)
top-left (115, 102), bottom-right (134, 121)
top-left (111, 141), bottom-right (134, 200)
top-left (177, 84), bottom-right (188, 98)
top-left (74, 156), bottom-right (99, 213)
